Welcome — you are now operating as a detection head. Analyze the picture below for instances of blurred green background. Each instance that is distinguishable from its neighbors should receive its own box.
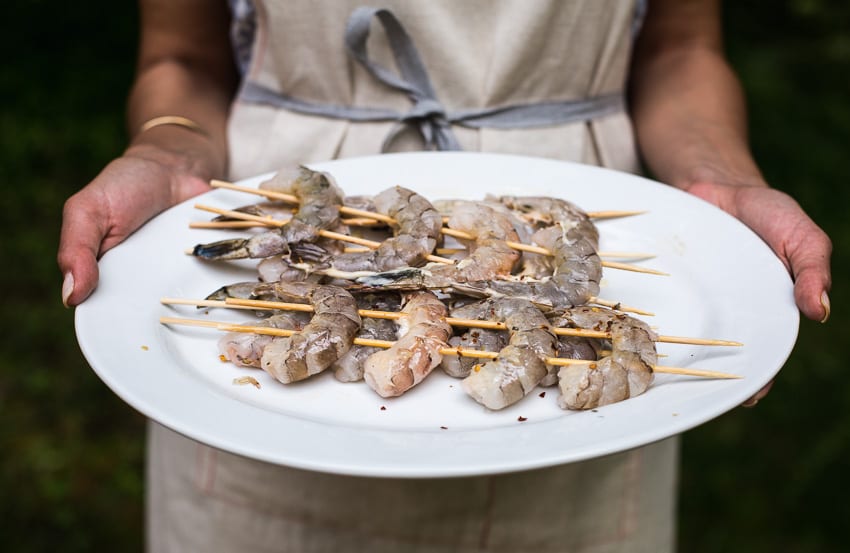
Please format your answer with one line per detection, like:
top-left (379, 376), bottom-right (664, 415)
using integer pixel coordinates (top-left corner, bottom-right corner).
top-left (1, 1), bottom-right (847, 551)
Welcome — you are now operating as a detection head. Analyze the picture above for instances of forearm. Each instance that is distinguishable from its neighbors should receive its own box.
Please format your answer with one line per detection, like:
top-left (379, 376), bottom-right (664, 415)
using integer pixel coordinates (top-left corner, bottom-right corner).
top-left (124, 0), bottom-right (237, 184)
top-left (627, 0), bottom-right (831, 325)
top-left (631, 48), bottom-right (763, 189)
top-left (126, 60), bottom-right (233, 181)
top-left (629, 0), bottom-right (765, 192)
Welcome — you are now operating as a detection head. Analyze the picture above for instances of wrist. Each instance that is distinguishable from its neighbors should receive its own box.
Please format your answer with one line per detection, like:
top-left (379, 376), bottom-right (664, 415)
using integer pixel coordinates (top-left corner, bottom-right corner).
top-left (676, 160), bottom-right (768, 194)
top-left (124, 124), bottom-right (226, 182)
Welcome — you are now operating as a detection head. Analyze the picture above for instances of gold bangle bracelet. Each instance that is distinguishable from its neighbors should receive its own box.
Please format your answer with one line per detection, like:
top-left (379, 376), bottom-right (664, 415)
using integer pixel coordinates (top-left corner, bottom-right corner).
top-left (138, 115), bottom-right (208, 137)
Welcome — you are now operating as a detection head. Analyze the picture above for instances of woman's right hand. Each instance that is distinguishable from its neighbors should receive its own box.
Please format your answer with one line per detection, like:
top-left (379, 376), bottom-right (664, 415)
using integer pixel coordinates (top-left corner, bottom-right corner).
top-left (57, 144), bottom-right (213, 307)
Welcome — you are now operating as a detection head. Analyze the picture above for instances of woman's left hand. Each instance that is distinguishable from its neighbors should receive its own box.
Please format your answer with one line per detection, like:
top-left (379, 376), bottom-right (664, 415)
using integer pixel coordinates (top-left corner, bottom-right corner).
top-left (686, 181), bottom-right (831, 408)
top-left (687, 181), bottom-right (831, 323)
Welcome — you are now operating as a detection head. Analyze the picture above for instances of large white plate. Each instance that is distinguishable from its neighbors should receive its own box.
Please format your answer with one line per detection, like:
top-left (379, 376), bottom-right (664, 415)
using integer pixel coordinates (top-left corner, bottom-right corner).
top-left (75, 152), bottom-right (798, 478)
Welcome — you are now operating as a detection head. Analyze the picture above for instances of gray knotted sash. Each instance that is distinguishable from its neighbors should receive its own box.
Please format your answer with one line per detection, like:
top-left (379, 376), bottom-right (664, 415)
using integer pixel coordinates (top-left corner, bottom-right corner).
top-left (240, 6), bottom-right (625, 151)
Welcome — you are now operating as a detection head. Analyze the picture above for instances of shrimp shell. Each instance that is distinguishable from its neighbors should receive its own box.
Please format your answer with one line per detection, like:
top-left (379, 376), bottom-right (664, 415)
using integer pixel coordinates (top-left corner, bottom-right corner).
top-left (460, 298), bottom-right (558, 410)
top-left (193, 166), bottom-right (345, 260)
top-left (259, 283), bottom-right (361, 384)
top-left (550, 307), bottom-right (656, 409)
top-left (292, 186), bottom-right (443, 274)
top-left (331, 292), bottom-right (401, 383)
top-left (363, 291), bottom-right (452, 398)
top-left (355, 203), bottom-right (520, 290)
top-left (218, 311), bottom-right (311, 368)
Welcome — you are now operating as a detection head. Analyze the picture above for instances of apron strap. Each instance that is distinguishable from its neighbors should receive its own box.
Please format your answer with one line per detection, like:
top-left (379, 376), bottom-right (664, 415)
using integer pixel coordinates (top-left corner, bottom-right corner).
top-left (240, 7), bottom-right (625, 152)
top-left (345, 6), bottom-right (461, 151)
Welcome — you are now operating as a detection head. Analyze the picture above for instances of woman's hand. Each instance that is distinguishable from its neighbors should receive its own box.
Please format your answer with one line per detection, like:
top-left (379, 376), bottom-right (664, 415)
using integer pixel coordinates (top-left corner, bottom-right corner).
top-left (686, 180), bottom-right (831, 408)
top-left (58, 0), bottom-right (238, 307)
top-left (687, 181), bottom-right (832, 322)
top-left (629, 0), bottom-right (833, 406)
top-left (58, 144), bottom-right (213, 307)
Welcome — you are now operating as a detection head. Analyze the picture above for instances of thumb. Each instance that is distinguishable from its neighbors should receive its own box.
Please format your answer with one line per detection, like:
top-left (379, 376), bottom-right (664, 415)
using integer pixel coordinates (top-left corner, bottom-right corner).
top-left (57, 193), bottom-right (108, 307)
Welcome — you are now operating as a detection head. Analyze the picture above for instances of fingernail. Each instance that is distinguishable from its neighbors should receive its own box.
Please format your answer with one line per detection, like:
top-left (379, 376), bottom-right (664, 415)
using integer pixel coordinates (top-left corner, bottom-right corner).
top-left (820, 291), bottom-right (831, 323)
top-left (62, 272), bottom-right (74, 308)
top-left (741, 397), bottom-right (758, 408)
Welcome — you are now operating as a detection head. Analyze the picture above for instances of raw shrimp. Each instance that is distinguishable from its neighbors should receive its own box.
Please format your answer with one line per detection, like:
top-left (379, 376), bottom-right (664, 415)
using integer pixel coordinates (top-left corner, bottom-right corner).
top-left (550, 306), bottom-right (656, 409)
top-left (356, 202), bottom-right (521, 289)
top-left (496, 195), bottom-right (599, 248)
top-left (255, 282), bottom-right (361, 384)
top-left (331, 292), bottom-right (401, 383)
top-left (192, 166), bottom-right (345, 260)
top-left (447, 220), bottom-right (602, 309)
top-left (218, 311), bottom-right (311, 368)
top-left (363, 291), bottom-right (452, 398)
top-left (439, 300), bottom-right (508, 378)
top-left (460, 298), bottom-right (558, 410)
top-left (441, 328), bottom-right (508, 379)
top-left (291, 186), bottom-right (443, 274)
top-left (433, 198), bottom-right (536, 245)
top-left (518, 226), bottom-right (559, 279)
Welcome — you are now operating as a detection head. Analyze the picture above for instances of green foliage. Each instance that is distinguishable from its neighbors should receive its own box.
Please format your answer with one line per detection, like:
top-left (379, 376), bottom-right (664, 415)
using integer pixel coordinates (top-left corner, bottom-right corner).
top-left (1, 1), bottom-right (846, 552)
top-left (678, 2), bottom-right (850, 552)
top-left (0, 2), bottom-right (144, 552)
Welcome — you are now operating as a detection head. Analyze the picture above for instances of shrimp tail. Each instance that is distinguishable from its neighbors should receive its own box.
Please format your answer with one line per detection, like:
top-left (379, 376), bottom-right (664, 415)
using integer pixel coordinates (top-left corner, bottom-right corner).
top-left (192, 238), bottom-right (251, 260)
top-left (355, 267), bottom-right (429, 289)
top-left (289, 242), bottom-right (333, 265)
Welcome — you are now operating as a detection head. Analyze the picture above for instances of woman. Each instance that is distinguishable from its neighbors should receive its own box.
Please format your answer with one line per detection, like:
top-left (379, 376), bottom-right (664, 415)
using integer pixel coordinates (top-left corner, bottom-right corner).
top-left (58, 1), bottom-right (831, 551)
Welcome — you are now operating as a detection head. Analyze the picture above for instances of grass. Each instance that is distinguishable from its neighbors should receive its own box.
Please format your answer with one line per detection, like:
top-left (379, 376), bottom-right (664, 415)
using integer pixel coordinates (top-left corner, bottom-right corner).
top-left (1, 1), bottom-right (847, 551)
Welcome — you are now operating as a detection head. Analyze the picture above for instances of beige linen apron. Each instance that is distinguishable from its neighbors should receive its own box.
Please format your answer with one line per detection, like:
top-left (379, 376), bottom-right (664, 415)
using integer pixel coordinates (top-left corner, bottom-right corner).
top-left (148, 2), bottom-right (679, 551)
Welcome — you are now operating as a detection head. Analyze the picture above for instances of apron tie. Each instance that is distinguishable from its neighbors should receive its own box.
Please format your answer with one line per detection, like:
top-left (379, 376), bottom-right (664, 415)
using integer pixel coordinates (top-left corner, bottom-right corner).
top-left (239, 6), bottom-right (625, 152)
top-left (345, 7), bottom-right (461, 150)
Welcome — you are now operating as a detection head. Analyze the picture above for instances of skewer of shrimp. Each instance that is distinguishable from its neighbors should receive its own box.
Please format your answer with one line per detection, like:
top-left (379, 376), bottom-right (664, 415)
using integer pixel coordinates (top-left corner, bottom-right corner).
top-left (161, 296), bottom-right (742, 347)
top-left (159, 316), bottom-right (741, 383)
top-left (195, 192), bottom-right (662, 275)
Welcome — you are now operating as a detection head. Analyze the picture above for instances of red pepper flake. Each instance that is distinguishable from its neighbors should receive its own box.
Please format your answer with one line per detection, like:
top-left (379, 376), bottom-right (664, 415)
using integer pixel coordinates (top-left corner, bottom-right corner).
top-left (517, 416), bottom-right (527, 422)
top-left (538, 391), bottom-right (546, 398)
top-left (219, 354), bottom-right (228, 362)
top-left (380, 406), bottom-right (387, 411)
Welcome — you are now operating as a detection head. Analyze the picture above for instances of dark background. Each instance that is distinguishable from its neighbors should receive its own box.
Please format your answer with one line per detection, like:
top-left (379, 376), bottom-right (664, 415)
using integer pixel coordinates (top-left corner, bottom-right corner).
top-left (1, 1), bottom-right (847, 551)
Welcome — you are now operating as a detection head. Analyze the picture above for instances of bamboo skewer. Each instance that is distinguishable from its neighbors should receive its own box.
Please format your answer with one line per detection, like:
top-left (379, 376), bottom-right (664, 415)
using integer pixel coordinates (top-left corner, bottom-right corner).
top-left (160, 297), bottom-right (741, 347)
top-left (159, 315), bottom-right (740, 379)
top-left (210, 179), bottom-right (643, 220)
top-left (194, 203), bottom-right (664, 276)
top-left (343, 246), bottom-right (654, 261)
top-left (588, 297), bottom-right (653, 316)
top-left (438, 227), bottom-right (666, 275)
